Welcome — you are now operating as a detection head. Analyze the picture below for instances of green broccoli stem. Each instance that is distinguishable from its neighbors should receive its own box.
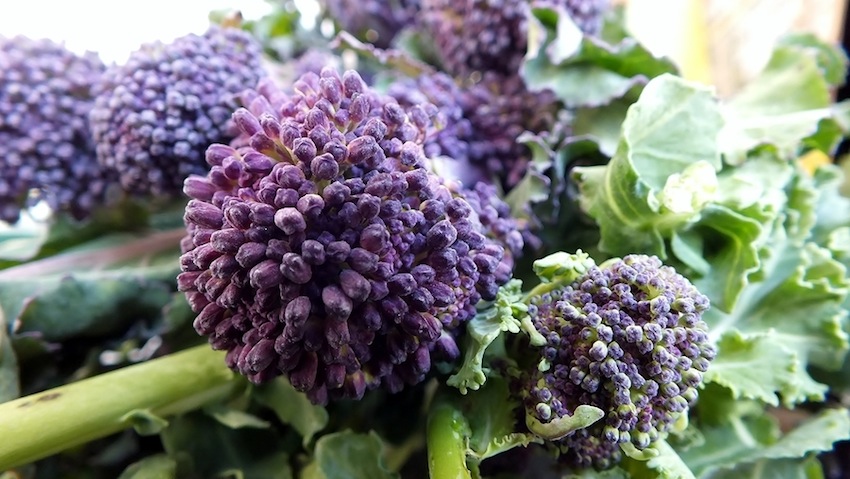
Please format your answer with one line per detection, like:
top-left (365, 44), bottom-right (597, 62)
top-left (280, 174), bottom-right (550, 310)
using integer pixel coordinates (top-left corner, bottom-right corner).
top-left (426, 398), bottom-right (473, 479)
top-left (0, 345), bottom-right (242, 471)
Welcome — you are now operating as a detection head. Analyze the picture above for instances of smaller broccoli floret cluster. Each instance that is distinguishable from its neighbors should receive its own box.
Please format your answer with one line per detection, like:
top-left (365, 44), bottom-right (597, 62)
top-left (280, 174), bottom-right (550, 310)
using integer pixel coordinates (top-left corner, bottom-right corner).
top-left (521, 254), bottom-right (715, 469)
top-left (179, 68), bottom-right (525, 405)
top-left (318, 0), bottom-right (419, 48)
top-left (89, 26), bottom-right (266, 197)
top-left (389, 72), bottom-right (559, 188)
top-left (0, 36), bottom-right (110, 222)
top-left (420, 0), bottom-right (608, 78)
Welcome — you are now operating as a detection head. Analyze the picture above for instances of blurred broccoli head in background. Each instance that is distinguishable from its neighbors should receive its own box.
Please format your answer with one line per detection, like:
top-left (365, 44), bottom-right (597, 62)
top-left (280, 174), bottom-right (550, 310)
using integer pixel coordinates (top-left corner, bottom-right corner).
top-left (0, 36), bottom-right (110, 223)
top-left (90, 25), bottom-right (266, 198)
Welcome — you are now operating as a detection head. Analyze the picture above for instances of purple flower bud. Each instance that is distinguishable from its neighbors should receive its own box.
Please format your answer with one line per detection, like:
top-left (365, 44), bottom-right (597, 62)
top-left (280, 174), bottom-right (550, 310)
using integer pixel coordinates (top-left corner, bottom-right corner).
top-left (206, 144), bottom-right (236, 166)
top-left (184, 176), bottom-right (218, 201)
top-left (348, 247), bottom-right (378, 274)
top-left (323, 284), bottom-right (353, 320)
top-left (388, 273), bottom-right (417, 296)
top-left (284, 296), bottom-right (311, 325)
top-left (380, 295), bottom-right (408, 321)
top-left (359, 223), bottom-right (389, 252)
top-left (194, 302), bottom-right (225, 335)
top-left (274, 207), bottom-right (306, 235)
top-left (290, 352), bottom-right (319, 391)
top-left (311, 152), bottom-right (339, 180)
top-left (322, 181), bottom-right (350, 206)
top-left (340, 269), bottom-right (372, 302)
top-left (427, 282), bottom-right (455, 307)
top-left (280, 252), bottom-right (312, 284)
top-left (326, 240), bottom-right (351, 263)
top-left (210, 228), bottom-right (245, 254)
top-left (250, 259), bottom-right (284, 290)
top-left (325, 318), bottom-right (350, 348)
top-left (428, 248), bottom-right (459, 271)
top-left (186, 200), bottom-right (224, 229)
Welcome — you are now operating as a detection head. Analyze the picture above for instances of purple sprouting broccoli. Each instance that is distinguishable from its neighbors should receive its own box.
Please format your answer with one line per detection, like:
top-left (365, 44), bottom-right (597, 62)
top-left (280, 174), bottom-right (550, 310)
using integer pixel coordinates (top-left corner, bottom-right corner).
top-left (420, 0), bottom-right (609, 78)
top-left (178, 68), bottom-right (525, 405)
top-left (0, 36), bottom-right (111, 222)
top-left (520, 254), bottom-right (715, 469)
top-left (318, 0), bottom-right (419, 48)
top-left (389, 71), bottom-right (560, 188)
top-left (89, 26), bottom-right (266, 197)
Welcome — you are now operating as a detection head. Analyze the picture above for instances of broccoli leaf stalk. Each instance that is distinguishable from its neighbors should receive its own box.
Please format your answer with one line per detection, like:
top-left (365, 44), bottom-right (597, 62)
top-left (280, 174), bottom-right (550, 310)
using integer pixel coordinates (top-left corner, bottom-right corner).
top-left (0, 345), bottom-right (242, 470)
top-left (426, 397), bottom-right (473, 479)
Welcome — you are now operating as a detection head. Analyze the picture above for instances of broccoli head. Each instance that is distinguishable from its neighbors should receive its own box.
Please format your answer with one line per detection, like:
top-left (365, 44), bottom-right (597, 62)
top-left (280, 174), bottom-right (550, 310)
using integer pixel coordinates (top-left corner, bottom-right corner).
top-left (520, 254), bottom-right (715, 468)
top-left (178, 68), bottom-right (525, 404)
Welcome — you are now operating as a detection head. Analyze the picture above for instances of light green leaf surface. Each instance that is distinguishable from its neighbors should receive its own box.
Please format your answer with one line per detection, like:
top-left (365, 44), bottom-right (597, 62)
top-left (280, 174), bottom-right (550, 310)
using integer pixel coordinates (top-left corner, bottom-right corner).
top-left (572, 74), bottom-right (724, 259)
top-left (253, 377), bottom-right (328, 447)
top-left (303, 431), bottom-right (398, 479)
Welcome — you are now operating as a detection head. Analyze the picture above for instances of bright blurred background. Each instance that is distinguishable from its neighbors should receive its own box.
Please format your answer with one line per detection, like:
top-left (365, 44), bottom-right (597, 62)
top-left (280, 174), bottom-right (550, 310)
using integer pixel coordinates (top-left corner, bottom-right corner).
top-left (0, 0), bottom-right (846, 97)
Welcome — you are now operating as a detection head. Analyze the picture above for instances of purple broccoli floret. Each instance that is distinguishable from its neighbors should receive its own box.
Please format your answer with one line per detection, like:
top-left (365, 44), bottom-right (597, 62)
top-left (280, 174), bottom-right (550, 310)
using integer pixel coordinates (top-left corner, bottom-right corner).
top-left (420, 0), bottom-right (609, 78)
top-left (90, 25), bottom-right (266, 197)
top-left (521, 254), bottom-right (715, 468)
top-left (178, 68), bottom-right (524, 405)
top-left (0, 36), bottom-right (110, 222)
top-left (389, 71), bottom-right (560, 188)
top-left (318, 0), bottom-right (419, 48)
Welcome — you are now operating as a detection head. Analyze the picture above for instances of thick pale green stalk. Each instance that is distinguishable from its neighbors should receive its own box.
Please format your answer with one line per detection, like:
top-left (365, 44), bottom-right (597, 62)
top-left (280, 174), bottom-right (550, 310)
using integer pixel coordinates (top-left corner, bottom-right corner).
top-left (427, 400), bottom-right (472, 479)
top-left (0, 345), bottom-right (239, 470)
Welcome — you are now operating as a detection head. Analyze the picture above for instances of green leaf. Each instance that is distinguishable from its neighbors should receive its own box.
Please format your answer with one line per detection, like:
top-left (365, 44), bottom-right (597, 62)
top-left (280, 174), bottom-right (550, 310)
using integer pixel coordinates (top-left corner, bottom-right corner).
top-left (0, 271), bottom-right (174, 342)
top-left (522, 5), bottom-right (676, 108)
top-left (571, 95), bottom-right (637, 157)
top-left (303, 430), bottom-right (398, 479)
top-left (0, 230), bottom-right (182, 341)
top-left (252, 377), bottom-right (328, 447)
top-left (642, 440), bottom-right (696, 479)
top-left (161, 411), bottom-right (292, 479)
top-left (0, 218), bottom-right (49, 262)
top-left (121, 409), bottom-right (169, 436)
top-left (708, 455), bottom-right (824, 479)
top-left (0, 317), bottom-right (19, 402)
top-left (525, 404), bottom-right (604, 441)
top-left (447, 280), bottom-right (532, 394)
top-left (703, 332), bottom-right (798, 406)
top-left (461, 377), bottom-right (538, 461)
top-left (777, 33), bottom-right (849, 87)
top-left (118, 454), bottom-right (178, 479)
top-left (205, 404), bottom-right (271, 430)
top-left (719, 45), bottom-right (835, 164)
top-left (679, 409), bottom-right (849, 478)
top-left (572, 74), bottom-right (724, 259)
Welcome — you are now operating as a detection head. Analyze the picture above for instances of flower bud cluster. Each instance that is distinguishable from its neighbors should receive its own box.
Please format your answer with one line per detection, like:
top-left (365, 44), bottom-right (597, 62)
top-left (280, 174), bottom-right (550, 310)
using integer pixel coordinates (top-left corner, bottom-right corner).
top-left (389, 72), bottom-right (559, 187)
top-left (318, 0), bottom-right (419, 48)
top-left (0, 36), bottom-right (111, 222)
top-left (420, 0), bottom-right (608, 78)
top-left (179, 68), bottom-right (523, 404)
top-left (522, 255), bottom-right (716, 468)
top-left (90, 26), bottom-right (266, 197)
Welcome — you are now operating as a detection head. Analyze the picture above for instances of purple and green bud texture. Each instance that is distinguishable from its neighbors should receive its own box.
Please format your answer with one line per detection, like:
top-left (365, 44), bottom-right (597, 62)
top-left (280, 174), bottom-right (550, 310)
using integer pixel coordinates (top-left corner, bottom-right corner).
top-left (318, 0), bottom-right (419, 48)
top-left (178, 68), bottom-right (524, 405)
top-left (89, 26), bottom-right (266, 197)
top-left (0, 36), bottom-right (110, 222)
top-left (521, 254), bottom-right (715, 469)
top-left (389, 72), bottom-right (559, 188)
top-left (420, 0), bottom-right (608, 78)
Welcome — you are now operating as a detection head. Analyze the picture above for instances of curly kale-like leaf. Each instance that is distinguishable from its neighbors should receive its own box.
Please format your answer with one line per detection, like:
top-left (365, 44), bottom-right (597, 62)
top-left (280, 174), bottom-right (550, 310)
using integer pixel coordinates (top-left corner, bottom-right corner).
top-left (572, 74), bottom-right (723, 260)
top-left (302, 431), bottom-right (397, 479)
top-left (719, 39), bottom-right (850, 164)
top-left (522, 5), bottom-right (676, 108)
top-left (677, 408), bottom-right (850, 478)
top-left (447, 280), bottom-right (532, 394)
